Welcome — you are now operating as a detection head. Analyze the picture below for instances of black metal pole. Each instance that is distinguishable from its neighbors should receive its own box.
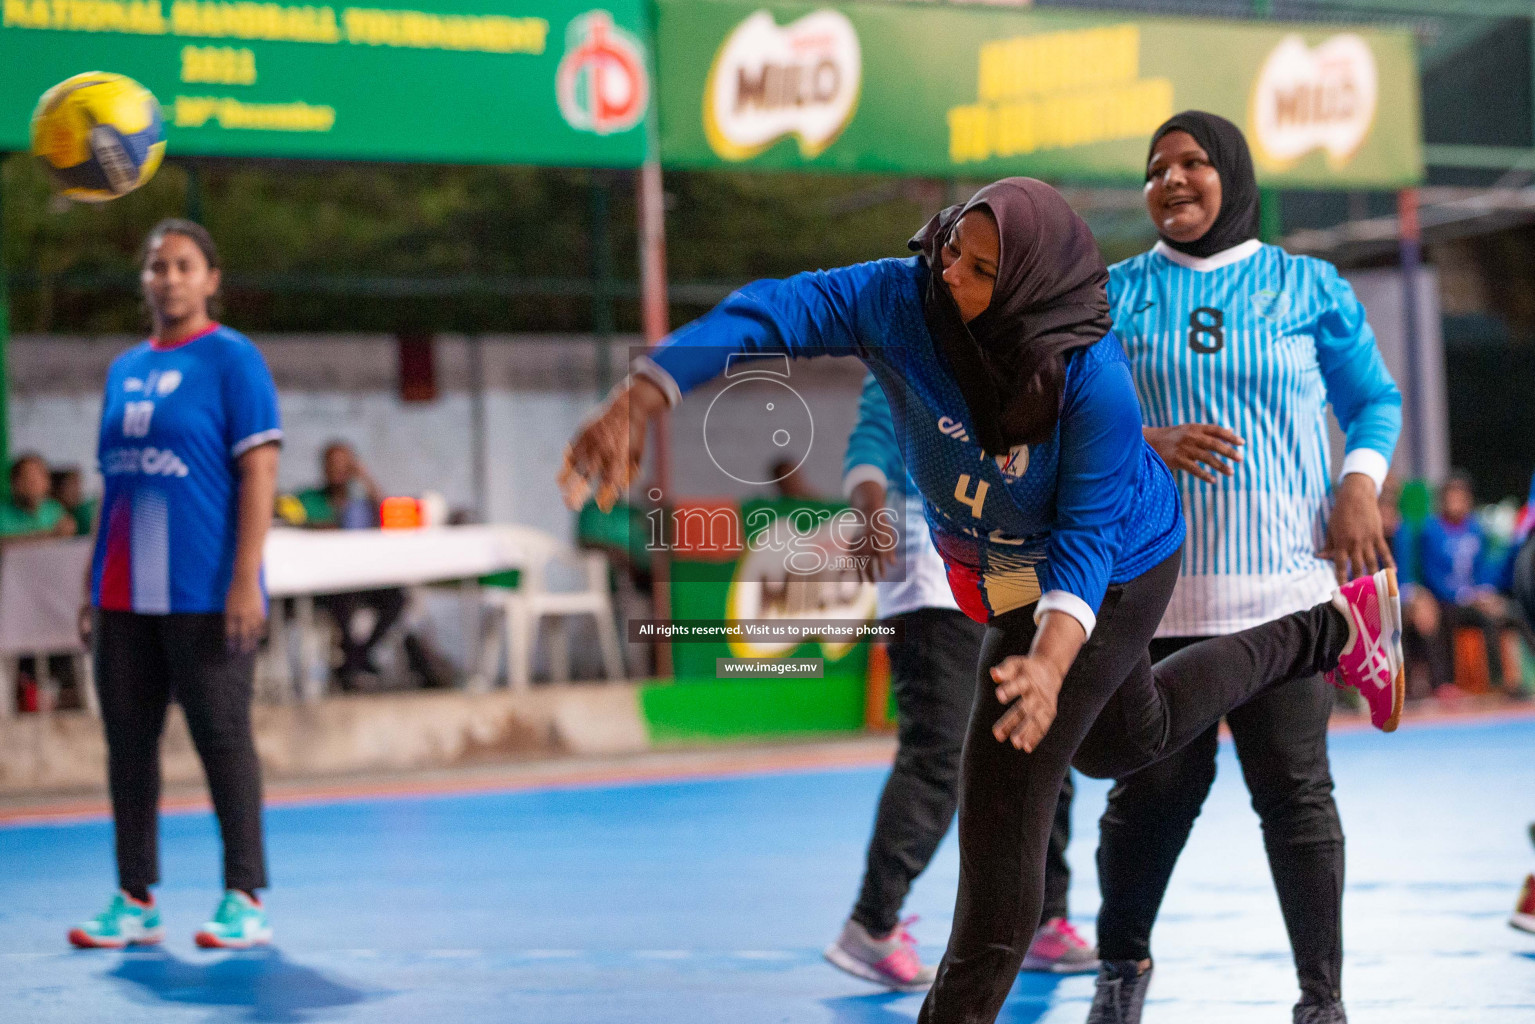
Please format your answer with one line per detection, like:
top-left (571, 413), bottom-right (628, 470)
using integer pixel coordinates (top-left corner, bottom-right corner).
top-left (1398, 188), bottom-right (1427, 480)
top-left (0, 158), bottom-right (10, 504)
top-left (590, 170), bottom-right (614, 396)
top-left (468, 332), bottom-right (487, 521)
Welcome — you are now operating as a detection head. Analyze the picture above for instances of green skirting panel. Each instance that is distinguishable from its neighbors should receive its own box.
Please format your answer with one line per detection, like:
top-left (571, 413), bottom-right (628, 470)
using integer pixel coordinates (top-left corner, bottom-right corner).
top-left (639, 675), bottom-right (866, 741)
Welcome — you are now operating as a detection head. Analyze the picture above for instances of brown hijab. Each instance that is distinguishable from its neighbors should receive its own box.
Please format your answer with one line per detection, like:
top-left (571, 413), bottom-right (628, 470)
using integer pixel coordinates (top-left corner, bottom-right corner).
top-left (909, 177), bottom-right (1111, 454)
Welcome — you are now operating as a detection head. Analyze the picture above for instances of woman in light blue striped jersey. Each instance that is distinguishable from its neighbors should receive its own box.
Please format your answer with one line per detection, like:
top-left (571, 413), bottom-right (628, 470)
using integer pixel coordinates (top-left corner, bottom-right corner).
top-left (1086, 111), bottom-right (1402, 1024)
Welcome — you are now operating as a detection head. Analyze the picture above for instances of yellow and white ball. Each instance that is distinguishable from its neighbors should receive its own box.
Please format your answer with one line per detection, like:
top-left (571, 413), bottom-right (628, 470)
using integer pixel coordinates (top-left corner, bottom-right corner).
top-left (30, 72), bottom-right (166, 203)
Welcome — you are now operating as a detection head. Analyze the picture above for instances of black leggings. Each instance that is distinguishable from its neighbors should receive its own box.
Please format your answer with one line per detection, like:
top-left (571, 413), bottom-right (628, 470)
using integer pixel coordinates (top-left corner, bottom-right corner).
top-left (95, 610), bottom-right (268, 895)
top-left (852, 608), bottom-right (1075, 937)
top-left (1096, 639), bottom-right (1343, 1003)
top-left (918, 550), bottom-right (1349, 1024)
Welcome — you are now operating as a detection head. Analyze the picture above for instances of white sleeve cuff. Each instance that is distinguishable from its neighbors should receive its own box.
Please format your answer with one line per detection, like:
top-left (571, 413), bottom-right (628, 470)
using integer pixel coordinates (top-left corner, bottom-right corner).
top-left (231, 428), bottom-right (283, 458)
top-left (1034, 590), bottom-right (1097, 639)
top-left (842, 464), bottom-right (889, 500)
top-left (1341, 449), bottom-right (1390, 494)
top-left (630, 356), bottom-right (681, 409)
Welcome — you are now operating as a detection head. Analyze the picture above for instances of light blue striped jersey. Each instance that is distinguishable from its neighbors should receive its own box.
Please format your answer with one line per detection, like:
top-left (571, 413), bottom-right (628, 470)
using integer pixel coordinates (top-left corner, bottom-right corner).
top-left (1109, 240), bottom-right (1401, 635)
top-left (842, 372), bottom-right (960, 619)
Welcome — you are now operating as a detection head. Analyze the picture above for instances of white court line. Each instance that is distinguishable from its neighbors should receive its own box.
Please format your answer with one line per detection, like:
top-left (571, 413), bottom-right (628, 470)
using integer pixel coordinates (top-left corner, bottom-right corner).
top-left (733, 950), bottom-right (795, 960)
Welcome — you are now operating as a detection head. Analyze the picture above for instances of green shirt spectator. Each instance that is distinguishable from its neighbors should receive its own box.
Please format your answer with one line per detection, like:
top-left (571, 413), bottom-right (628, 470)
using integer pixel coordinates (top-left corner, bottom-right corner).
top-left (293, 441), bottom-right (380, 530)
top-left (3, 454), bottom-right (75, 541)
top-left (0, 496), bottom-right (66, 537)
top-left (50, 466), bottom-right (96, 536)
top-left (293, 487), bottom-right (341, 528)
top-left (71, 498), bottom-right (98, 537)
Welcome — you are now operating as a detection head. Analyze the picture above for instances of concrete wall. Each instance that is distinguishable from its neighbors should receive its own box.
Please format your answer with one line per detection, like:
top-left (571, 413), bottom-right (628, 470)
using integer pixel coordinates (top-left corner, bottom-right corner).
top-left (0, 686), bottom-right (649, 796)
top-left (1344, 268), bottom-right (1450, 483)
top-left (9, 334), bottom-right (868, 544)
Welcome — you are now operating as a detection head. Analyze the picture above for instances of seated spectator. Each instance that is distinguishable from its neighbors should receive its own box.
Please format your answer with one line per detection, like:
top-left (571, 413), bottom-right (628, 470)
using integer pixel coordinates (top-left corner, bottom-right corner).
top-left (1418, 471), bottom-right (1533, 693)
top-left (50, 465), bottom-right (96, 537)
top-left (1383, 476), bottom-right (1450, 698)
top-left (768, 458), bottom-right (820, 501)
top-left (1512, 470), bottom-right (1535, 630)
top-left (1, 454), bottom-right (75, 542)
top-left (295, 441), bottom-right (382, 530)
top-left (294, 442), bottom-right (449, 690)
top-left (2, 456), bottom-right (84, 710)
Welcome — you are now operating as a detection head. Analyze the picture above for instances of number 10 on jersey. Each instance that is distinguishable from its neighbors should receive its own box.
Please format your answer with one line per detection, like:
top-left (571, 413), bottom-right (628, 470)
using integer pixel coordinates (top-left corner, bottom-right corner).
top-left (123, 401), bottom-right (154, 438)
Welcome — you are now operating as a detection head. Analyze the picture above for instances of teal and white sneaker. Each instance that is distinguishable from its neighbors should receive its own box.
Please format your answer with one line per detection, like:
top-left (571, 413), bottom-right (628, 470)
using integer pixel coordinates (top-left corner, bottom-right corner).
top-left (68, 891), bottom-right (164, 948)
top-left (194, 890), bottom-right (272, 949)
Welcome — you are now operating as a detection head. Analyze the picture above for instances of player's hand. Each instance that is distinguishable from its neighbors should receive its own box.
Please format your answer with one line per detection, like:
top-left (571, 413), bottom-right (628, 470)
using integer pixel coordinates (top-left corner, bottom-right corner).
top-left (224, 574), bottom-right (267, 654)
top-left (990, 654), bottom-right (1064, 752)
top-left (1472, 590), bottom-right (1508, 618)
top-left (559, 378), bottom-right (667, 512)
top-left (847, 480), bottom-right (895, 583)
top-left (1144, 424), bottom-right (1244, 484)
top-left (1320, 472), bottom-right (1394, 584)
top-left (77, 601), bottom-right (93, 645)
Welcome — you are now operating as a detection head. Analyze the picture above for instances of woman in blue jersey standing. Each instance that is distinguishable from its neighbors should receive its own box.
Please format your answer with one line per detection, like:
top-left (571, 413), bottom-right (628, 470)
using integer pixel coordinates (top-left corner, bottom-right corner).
top-left (69, 220), bottom-right (281, 951)
top-left (560, 177), bottom-right (1403, 1024)
top-left (1085, 112), bottom-right (1401, 1024)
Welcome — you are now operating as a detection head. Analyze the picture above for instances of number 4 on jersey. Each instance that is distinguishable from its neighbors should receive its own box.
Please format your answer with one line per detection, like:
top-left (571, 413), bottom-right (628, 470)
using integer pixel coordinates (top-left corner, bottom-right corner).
top-left (955, 474), bottom-right (989, 519)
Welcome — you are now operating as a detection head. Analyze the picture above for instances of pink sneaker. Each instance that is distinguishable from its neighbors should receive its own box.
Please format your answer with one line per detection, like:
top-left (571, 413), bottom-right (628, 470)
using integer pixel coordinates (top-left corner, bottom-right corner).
top-left (1325, 568), bottom-right (1405, 732)
top-left (1020, 916), bottom-right (1099, 974)
top-left (823, 916), bottom-right (935, 992)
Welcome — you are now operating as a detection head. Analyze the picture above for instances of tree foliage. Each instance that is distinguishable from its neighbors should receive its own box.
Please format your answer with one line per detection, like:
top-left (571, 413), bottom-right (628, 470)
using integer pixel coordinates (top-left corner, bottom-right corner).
top-left (4, 154), bottom-right (940, 335)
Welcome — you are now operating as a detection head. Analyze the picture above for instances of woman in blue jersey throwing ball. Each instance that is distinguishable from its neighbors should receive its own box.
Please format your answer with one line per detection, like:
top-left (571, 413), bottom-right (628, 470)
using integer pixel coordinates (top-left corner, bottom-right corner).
top-left (560, 178), bottom-right (1403, 1024)
top-left (69, 220), bottom-right (281, 951)
top-left (1085, 113), bottom-right (1401, 1024)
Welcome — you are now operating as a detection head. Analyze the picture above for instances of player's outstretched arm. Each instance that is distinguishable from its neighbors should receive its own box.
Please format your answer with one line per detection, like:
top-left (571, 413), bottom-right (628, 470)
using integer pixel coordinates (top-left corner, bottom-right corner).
top-left (559, 376), bottom-right (669, 512)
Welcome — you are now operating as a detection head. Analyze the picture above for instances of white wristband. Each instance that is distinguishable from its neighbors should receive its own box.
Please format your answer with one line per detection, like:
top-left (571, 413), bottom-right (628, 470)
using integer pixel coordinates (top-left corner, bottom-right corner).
top-left (630, 356), bottom-right (681, 409)
top-left (842, 464), bottom-right (889, 500)
top-left (1340, 449), bottom-right (1390, 495)
top-left (1034, 590), bottom-right (1097, 639)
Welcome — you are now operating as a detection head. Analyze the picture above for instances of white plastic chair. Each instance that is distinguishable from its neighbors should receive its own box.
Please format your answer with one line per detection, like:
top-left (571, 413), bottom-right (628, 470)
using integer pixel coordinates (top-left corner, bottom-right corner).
top-left (477, 548), bottom-right (625, 689)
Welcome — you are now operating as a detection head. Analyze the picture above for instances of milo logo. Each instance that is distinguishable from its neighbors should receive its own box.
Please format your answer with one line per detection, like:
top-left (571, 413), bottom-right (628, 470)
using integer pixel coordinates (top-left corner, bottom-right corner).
top-left (703, 9), bottom-right (862, 161)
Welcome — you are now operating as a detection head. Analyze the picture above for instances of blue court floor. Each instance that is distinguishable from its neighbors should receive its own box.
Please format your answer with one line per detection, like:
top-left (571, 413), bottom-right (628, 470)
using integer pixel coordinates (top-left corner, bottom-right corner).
top-left (1, 717), bottom-right (1532, 1023)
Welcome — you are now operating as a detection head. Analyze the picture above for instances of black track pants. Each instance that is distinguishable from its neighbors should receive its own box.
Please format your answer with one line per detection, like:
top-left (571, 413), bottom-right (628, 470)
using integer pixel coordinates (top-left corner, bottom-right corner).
top-left (917, 551), bottom-right (1349, 1024)
top-left (95, 610), bottom-right (268, 894)
top-left (851, 608), bottom-right (1077, 937)
top-left (1095, 637), bottom-right (1344, 1003)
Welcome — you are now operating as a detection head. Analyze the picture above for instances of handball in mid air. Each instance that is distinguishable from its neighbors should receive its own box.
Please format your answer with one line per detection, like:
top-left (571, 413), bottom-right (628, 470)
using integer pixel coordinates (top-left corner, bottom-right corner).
top-left (30, 72), bottom-right (166, 203)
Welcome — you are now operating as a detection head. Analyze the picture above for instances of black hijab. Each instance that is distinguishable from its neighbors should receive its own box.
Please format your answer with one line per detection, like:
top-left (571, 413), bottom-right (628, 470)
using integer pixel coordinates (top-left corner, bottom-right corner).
top-left (1148, 110), bottom-right (1260, 259)
top-left (909, 177), bottom-right (1111, 455)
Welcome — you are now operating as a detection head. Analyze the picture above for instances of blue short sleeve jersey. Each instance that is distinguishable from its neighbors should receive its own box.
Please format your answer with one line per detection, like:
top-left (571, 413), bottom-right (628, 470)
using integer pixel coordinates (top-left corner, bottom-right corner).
top-left (92, 324), bottom-right (282, 614)
top-left (640, 257), bottom-right (1185, 631)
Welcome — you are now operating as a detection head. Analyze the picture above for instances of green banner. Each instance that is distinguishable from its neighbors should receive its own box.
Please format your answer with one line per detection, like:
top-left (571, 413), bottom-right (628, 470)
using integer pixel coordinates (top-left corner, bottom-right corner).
top-left (1, 0), bottom-right (651, 164)
top-left (668, 496), bottom-right (873, 682)
top-left (654, 0), bottom-right (1422, 187)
